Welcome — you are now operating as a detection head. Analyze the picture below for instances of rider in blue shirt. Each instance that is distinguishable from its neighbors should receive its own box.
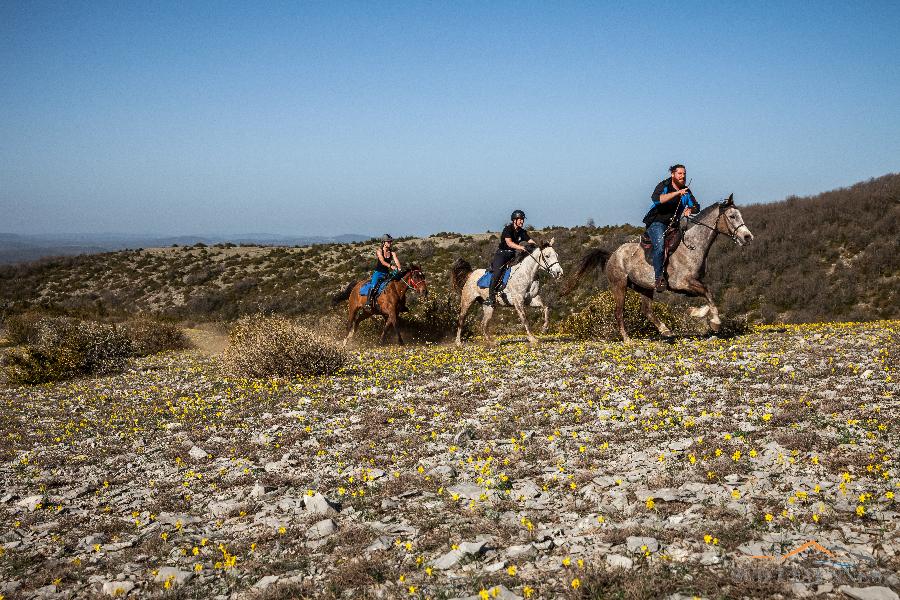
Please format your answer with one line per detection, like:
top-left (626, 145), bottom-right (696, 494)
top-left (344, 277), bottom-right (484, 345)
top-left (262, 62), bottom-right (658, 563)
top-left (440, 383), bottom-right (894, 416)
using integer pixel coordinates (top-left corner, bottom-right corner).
top-left (642, 164), bottom-right (699, 292)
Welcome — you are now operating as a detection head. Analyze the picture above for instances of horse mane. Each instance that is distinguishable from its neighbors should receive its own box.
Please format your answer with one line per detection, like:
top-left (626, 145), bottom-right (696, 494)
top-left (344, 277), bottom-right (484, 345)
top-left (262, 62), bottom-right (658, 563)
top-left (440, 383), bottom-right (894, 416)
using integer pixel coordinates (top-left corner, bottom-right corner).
top-left (697, 202), bottom-right (721, 220)
top-left (510, 243), bottom-right (543, 266)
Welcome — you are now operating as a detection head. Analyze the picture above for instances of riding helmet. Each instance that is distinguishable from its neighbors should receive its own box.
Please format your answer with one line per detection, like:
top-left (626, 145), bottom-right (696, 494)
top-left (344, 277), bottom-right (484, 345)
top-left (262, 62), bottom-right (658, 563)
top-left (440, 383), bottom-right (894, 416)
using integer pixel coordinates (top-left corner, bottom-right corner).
top-left (381, 234), bottom-right (393, 242)
top-left (510, 209), bottom-right (526, 221)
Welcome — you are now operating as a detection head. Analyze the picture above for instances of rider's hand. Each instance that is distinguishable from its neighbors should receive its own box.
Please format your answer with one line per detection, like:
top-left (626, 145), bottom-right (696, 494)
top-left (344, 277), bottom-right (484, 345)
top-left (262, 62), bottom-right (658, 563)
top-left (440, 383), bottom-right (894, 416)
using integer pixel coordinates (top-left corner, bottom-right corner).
top-left (678, 188), bottom-right (690, 196)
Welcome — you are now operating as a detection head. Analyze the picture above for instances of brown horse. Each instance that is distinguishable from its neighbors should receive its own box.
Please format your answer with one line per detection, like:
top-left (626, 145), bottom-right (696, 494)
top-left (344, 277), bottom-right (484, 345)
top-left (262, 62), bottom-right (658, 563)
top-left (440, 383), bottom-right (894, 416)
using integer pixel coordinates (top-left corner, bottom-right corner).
top-left (331, 266), bottom-right (428, 346)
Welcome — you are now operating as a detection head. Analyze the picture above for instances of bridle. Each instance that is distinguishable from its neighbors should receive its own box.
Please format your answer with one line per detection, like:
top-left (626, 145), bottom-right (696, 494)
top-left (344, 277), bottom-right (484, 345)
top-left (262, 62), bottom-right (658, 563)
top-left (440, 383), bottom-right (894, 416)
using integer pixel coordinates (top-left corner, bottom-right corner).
top-left (523, 246), bottom-right (560, 275)
top-left (683, 205), bottom-right (749, 247)
top-left (401, 269), bottom-right (427, 294)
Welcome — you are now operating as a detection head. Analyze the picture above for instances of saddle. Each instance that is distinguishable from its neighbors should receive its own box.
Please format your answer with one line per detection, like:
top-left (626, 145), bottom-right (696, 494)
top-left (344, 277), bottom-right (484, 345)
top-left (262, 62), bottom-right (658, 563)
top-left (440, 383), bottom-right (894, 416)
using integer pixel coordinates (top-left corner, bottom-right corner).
top-left (641, 227), bottom-right (683, 259)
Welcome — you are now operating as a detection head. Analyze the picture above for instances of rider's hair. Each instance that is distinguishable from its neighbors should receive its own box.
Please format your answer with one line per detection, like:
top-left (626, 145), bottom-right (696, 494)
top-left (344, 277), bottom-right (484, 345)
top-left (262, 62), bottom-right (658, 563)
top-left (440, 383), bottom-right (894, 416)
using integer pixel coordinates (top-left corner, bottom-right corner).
top-left (669, 164), bottom-right (686, 173)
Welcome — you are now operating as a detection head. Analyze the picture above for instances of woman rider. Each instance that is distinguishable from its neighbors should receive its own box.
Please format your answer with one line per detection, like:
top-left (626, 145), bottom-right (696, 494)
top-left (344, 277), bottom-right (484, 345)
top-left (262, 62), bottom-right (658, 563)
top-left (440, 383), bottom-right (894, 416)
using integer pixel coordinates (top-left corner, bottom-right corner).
top-left (367, 234), bottom-right (402, 309)
top-left (485, 210), bottom-right (533, 307)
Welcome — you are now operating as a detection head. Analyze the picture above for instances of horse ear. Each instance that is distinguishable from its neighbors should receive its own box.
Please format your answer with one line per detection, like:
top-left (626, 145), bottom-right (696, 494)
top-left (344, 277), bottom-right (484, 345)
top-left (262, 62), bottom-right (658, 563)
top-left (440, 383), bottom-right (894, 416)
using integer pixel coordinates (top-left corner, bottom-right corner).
top-left (549, 237), bottom-right (555, 246)
top-left (724, 193), bottom-right (734, 206)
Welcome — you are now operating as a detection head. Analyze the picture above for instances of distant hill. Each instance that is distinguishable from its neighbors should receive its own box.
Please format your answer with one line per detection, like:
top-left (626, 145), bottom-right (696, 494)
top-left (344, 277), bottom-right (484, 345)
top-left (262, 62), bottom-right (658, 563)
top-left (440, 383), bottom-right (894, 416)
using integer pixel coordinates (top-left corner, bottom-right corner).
top-left (1, 174), bottom-right (897, 325)
top-left (0, 232), bottom-right (372, 265)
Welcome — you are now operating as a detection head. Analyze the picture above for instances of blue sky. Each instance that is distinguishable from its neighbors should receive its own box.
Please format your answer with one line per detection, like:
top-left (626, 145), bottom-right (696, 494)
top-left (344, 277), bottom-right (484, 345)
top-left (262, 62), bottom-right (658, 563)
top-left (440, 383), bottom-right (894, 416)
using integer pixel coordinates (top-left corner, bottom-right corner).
top-left (1, 1), bottom-right (898, 236)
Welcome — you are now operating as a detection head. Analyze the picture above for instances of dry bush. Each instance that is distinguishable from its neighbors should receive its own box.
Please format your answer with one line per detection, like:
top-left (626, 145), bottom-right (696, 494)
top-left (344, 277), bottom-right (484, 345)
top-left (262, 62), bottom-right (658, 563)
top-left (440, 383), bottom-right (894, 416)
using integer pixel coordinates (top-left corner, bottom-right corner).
top-left (401, 294), bottom-right (472, 343)
top-left (3, 311), bottom-right (48, 345)
top-left (222, 314), bottom-right (348, 378)
top-left (561, 291), bottom-right (689, 340)
top-left (123, 319), bottom-right (191, 356)
top-left (3, 317), bottom-right (133, 384)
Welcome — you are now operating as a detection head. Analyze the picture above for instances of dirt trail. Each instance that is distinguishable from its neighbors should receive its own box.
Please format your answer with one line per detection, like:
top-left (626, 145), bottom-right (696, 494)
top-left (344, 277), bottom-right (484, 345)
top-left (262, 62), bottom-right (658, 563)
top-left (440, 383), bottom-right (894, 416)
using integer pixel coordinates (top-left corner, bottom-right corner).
top-left (183, 327), bottom-right (229, 354)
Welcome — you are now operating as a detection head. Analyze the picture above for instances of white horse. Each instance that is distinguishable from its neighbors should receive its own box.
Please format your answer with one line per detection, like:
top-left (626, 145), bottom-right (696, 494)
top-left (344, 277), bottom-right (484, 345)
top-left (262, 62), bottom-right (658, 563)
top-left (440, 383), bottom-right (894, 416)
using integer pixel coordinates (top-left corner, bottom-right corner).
top-left (451, 240), bottom-right (564, 346)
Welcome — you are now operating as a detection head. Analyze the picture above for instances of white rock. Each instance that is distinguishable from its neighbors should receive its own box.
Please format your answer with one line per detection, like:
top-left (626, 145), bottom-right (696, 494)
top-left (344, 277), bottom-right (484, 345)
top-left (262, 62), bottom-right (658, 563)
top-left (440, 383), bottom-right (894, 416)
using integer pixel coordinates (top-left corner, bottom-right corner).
top-left (303, 493), bottom-right (340, 516)
top-left (483, 560), bottom-right (506, 573)
top-left (154, 567), bottom-right (192, 585)
top-left (455, 585), bottom-right (522, 600)
top-left (448, 483), bottom-right (485, 500)
top-left (188, 446), bottom-right (209, 460)
top-left (838, 586), bottom-right (899, 600)
top-left (16, 495), bottom-right (43, 512)
top-left (209, 499), bottom-right (244, 519)
top-left (250, 483), bottom-right (271, 498)
top-left (506, 544), bottom-right (534, 558)
top-left (254, 575), bottom-right (280, 590)
top-left (433, 549), bottom-right (465, 570)
top-left (626, 536), bottom-right (659, 553)
top-left (606, 554), bottom-right (633, 569)
top-left (102, 580), bottom-right (135, 596)
top-left (366, 536), bottom-right (393, 552)
top-left (306, 518), bottom-right (337, 540)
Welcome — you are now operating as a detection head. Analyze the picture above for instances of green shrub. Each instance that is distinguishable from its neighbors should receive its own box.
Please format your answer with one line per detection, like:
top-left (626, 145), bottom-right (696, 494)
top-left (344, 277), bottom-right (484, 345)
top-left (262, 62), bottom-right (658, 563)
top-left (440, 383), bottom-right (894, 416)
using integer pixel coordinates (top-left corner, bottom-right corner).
top-left (561, 291), bottom-right (688, 341)
top-left (222, 315), bottom-right (348, 378)
top-left (124, 319), bottom-right (192, 356)
top-left (4, 317), bottom-right (133, 384)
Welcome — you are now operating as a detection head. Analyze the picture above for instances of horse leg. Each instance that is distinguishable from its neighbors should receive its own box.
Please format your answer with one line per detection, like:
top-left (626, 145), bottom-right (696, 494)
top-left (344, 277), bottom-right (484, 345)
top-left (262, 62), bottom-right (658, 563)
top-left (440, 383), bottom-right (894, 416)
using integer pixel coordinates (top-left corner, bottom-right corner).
top-left (611, 278), bottom-right (630, 343)
top-left (528, 294), bottom-right (550, 333)
top-left (513, 299), bottom-right (538, 345)
top-left (686, 279), bottom-right (721, 332)
top-left (394, 313), bottom-right (404, 345)
top-left (344, 303), bottom-right (361, 347)
top-left (639, 292), bottom-right (673, 338)
top-left (456, 288), bottom-right (476, 346)
top-left (480, 305), bottom-right (496, 346)
top-left (379, 314), bottom-right (392, 345)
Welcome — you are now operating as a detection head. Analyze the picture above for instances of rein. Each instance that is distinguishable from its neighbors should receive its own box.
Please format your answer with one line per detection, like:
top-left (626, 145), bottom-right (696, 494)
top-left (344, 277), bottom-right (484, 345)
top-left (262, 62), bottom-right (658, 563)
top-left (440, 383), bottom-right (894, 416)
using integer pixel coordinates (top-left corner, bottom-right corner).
top-left (400, 270), bottom-right (426, 294)
top-left (682, 210), bottom-right (746, 248)
top-left (523, 248), bottom-right (559, 275)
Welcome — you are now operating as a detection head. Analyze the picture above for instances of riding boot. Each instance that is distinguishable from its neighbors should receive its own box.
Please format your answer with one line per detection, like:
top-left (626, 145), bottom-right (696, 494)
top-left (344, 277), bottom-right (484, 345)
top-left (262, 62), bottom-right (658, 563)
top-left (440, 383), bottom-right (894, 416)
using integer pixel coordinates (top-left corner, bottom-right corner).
top-left (655, 276), bottom-right (667, 293)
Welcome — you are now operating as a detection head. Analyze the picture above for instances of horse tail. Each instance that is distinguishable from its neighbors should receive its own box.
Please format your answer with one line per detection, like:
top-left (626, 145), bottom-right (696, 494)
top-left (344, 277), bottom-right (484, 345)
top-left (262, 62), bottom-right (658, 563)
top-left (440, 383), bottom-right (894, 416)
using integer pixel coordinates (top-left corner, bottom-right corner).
top-left (451, 258), bottom-right (473, 293)
top-left (561, 248), bottom-right (611, 296)
top-left (331, 282), bottom-right (355, 307)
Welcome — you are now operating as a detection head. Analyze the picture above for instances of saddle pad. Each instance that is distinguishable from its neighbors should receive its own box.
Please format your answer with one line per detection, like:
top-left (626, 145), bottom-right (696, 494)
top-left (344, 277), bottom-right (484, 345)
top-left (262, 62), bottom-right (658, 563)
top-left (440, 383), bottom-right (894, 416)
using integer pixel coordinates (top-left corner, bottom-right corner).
top-left (360, 280), bottom-right (388, 297)
top-left (477, 268), bottom-right (511, 289)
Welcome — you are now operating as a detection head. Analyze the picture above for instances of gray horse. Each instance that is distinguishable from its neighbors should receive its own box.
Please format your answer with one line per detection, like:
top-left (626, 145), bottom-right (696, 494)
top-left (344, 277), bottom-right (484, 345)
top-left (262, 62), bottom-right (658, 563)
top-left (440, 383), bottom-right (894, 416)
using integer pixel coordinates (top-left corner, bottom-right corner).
top-left (564, 195), bottom-right (753, 342)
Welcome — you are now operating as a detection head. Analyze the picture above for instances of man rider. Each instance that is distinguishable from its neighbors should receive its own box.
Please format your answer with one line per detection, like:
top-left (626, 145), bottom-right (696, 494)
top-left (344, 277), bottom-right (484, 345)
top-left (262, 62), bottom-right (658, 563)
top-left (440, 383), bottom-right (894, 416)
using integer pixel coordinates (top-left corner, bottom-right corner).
top-left (485, 210), bottom-right (533, 307)
top-left (643, 165), bottom-right (699, 292)
top-left (367, 234), bottom-right (402, 309)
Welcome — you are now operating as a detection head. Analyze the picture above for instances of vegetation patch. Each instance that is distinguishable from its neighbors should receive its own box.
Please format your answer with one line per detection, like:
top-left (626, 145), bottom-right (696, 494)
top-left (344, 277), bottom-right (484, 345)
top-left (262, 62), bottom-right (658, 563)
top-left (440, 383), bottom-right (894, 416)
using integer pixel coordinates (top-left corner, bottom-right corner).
top-left (123, 318), bottom-right (192, 356)
top-left (222, 314), bottom-right (348, 378)
top-left (3, 316), bottom-right (132, 384)
top-left (561, 291), bottom-right (689, 340)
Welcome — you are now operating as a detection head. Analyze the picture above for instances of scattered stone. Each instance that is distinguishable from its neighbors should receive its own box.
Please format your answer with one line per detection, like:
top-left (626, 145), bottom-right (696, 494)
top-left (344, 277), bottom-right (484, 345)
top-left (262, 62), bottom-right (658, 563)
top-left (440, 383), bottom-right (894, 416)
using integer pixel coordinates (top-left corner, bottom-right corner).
top-left (625, 536), bottom-right (659, 553)
top-left (102, 580), bottom-right (135, 596)
top-left (606, 554), bottom-right (634, 569)
top-left (306, 518), bottom-right (337, 540)
top-left (254, 575), bottom-right (280, 590)
top-left (447, 483), bottom-right (485, 500)
top-left (188, 445), bottom-right (209, 460)
top-left (838, 586), bottom-right (899, 600)
top-left (154, 567), bottom-right (192, 585)
top-left (209, 499), bottom-right (244, 519)
top-left (303, 493), bottom-right (341, 516)
top-left (16, 495), bottom-right (43, 512)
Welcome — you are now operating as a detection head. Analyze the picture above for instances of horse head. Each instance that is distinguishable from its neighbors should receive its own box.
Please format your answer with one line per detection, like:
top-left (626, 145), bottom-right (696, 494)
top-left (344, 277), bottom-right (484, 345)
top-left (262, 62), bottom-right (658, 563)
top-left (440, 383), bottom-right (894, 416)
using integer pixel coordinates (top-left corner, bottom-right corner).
top-left (718, 194), bottom-right (754, 246)
top-left (405, 264), bottom-right (428, 297)
top-left (538, 237), bottom-right (564, 279)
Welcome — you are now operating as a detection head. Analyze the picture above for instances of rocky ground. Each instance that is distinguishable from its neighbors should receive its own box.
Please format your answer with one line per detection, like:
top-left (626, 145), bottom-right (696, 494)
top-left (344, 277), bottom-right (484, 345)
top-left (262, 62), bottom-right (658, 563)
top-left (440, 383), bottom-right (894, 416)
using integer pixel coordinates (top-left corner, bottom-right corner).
top-left (1, 321), bottom-right (898, 599)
